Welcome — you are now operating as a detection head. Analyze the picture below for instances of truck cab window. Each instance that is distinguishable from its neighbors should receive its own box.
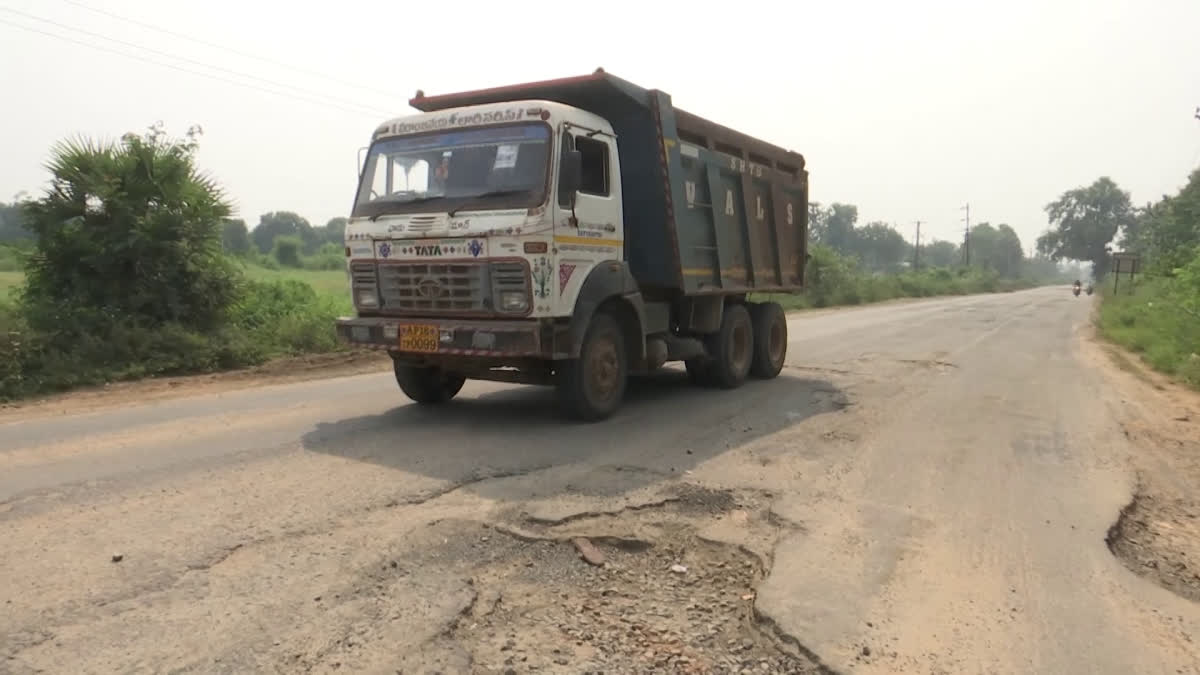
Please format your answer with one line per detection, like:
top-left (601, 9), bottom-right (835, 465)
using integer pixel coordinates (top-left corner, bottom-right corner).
top-left (574, 135), bottom-right (609, 196)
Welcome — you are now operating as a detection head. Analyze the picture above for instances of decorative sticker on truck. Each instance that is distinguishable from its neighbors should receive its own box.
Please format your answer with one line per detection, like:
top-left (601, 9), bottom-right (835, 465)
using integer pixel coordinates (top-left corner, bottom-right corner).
top-left (558, 264), bottom-right (576, 294)
top-left (392, 109), bottom-right (527, 135)
top-left (532, 257), bottom-right (552, 299)
top-left (373, 238), bottom-right (488, 259)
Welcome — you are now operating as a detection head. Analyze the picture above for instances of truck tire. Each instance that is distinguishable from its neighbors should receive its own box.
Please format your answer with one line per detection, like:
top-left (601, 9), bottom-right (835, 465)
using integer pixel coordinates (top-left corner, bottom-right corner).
top-left (749, 301), bottom-right (787, 379)
top-left (705, 302), bottom-right (754, 389)
top-left (558, 312), bottom-right (627, 421)
top-left (394, 364), bottom-right (465, 404)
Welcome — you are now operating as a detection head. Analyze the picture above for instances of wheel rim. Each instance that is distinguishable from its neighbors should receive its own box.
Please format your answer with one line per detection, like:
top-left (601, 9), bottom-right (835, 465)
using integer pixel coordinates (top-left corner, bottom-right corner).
top-left (768, 314), bottom-right (785, 366)
top-left (588, 336), bottom-right (620, 401)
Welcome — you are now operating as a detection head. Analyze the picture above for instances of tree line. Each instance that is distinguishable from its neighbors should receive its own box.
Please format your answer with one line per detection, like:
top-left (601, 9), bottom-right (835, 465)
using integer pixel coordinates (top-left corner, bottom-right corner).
top-left (220, 213), bottom-right (348, 268)
top-left (3, 200), bottom-right (350, 272)
top-left (808, 201), bottom-right (1064, 282)
top-left (1044, 169), bottom-right (1200, 387)
top-left (1035, 171), bottom-right (1200, 280)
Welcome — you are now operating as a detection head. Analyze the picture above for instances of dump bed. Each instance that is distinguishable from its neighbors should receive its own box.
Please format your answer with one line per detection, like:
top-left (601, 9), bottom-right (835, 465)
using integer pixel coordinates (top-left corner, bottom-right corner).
top-left (411, 71), bottom-right (808, 297)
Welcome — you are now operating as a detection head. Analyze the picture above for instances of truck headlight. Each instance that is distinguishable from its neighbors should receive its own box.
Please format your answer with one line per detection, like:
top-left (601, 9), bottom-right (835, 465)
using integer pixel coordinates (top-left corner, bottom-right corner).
top-left (356, 288), bottom-right (379, 308)
top-left (499, 291), bottom-right (528, 312)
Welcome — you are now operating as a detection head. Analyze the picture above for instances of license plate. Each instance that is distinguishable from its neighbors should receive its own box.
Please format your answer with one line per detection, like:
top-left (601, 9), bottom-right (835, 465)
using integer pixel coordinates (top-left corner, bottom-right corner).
top-left (399, 324), bottom-right (439, 353)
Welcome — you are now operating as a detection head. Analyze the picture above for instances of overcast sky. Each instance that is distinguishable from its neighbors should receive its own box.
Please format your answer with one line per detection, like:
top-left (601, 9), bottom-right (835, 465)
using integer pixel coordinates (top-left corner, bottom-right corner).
top-left (2, 0), bottom-right (1198, 249)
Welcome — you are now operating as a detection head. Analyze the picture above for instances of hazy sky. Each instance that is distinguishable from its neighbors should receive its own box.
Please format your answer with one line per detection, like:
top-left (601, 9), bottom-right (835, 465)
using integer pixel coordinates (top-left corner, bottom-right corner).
top-left (2, 0), bottom-right (1198, 249)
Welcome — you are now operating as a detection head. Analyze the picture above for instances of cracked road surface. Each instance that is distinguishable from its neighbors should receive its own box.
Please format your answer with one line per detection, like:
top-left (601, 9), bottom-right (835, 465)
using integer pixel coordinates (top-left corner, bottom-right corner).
top-left (2, 287), bottom-right (1199, 674)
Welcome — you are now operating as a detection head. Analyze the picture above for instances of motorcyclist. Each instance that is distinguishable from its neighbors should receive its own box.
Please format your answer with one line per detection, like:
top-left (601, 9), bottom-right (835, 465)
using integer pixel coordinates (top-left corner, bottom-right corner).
top-left (1073, 279), bottom-right (1082, 296)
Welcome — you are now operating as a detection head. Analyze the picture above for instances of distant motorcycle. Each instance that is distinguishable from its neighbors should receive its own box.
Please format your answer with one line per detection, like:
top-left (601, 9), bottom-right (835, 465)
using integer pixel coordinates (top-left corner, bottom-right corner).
top-left (1073, 282), bottom-right (1081, 297)
top-left (1085, 285), bottom-right (1094, 296)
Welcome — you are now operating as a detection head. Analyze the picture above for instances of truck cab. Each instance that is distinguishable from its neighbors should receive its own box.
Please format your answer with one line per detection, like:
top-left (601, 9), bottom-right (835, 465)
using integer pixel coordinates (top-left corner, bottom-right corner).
top-left (336, 71), bottom-right (808, 421)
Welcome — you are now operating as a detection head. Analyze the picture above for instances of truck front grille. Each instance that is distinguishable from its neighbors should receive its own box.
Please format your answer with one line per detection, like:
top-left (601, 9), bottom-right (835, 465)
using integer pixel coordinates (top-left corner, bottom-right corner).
top-left (357, 260), bottom-right (530, 315)
top-left (490, 262), bottom-right (528, 299)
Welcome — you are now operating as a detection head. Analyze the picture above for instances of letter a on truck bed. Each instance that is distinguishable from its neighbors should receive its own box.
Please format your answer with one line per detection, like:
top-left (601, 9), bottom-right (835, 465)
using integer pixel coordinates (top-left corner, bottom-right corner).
top-left (410, 70), bottom-right (809, 298)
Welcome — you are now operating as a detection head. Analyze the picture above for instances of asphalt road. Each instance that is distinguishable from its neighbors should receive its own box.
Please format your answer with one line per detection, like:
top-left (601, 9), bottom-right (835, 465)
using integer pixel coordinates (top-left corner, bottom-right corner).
top-left (2, 287), bottom-right (1198, 674)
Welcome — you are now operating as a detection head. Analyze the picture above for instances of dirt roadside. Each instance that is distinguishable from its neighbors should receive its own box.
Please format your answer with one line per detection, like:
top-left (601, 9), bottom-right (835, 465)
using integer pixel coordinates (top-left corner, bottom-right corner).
top-left (1083, 325), bottom-right (1200, 603)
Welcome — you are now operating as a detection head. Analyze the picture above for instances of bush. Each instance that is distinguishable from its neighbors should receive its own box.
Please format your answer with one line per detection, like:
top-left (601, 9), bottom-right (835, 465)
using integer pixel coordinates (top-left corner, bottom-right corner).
top-left (229, 280), bottom-right (342, 356)
top-left (303, 242), bottom-right (346, 271)
top-left (1098, 253), bottom-right (1200, 390)
top-left (272, 235), bottom-right (304, 268)
top-left (0, 278), bottom-right (345, 400)
top-left (21, 124), bottom-right (239, 333)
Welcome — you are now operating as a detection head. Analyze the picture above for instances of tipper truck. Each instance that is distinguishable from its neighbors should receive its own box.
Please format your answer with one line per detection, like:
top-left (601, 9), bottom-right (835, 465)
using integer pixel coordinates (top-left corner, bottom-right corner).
top-left (335, 70), bottom-right (809, 421)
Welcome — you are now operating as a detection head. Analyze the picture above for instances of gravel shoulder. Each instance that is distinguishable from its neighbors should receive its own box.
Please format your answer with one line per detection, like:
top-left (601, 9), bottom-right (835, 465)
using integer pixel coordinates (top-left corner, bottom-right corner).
top-left (1083, 328), bottom-right (1200, 603)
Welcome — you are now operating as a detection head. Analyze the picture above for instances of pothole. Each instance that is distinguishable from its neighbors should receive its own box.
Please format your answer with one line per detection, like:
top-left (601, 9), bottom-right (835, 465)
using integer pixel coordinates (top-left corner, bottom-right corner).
top-left (1106, 490), bottom-right (1200, 603)
top-left (452, 524), bottom-right (819, 674)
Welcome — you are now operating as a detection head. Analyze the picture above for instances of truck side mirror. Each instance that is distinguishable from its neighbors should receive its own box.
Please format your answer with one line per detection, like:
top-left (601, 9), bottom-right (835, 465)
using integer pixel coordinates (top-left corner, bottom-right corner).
top-left (559, 150), bottom-right (583, 205)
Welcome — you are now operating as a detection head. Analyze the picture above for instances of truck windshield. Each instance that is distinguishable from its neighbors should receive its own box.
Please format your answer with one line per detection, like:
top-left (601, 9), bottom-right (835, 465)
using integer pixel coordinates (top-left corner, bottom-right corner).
top-left (353, 123), bottom-right (551, 218)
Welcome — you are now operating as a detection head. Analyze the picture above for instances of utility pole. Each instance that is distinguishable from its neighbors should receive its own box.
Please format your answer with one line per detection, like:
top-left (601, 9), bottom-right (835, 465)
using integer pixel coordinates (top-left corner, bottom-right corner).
top-left (960, 203), bottom-right (971, 266)
top-left (913, 220), bottom-right (924, 270)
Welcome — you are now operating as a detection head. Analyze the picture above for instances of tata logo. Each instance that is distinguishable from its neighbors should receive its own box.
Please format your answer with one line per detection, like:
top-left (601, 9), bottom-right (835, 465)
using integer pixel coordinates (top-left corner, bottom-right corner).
top-left (416, 276), bottom-right (446, 298)
top-left (413, 245), bottom-right (442, 256)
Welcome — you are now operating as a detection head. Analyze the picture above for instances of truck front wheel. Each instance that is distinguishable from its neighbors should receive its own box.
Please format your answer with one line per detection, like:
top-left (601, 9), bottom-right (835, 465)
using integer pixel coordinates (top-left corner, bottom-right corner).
top-left (394, 364), bottom-right (465, 404)
top-left (558, 312), bottom-right (627, 421)
top-left (749, 301), bottom-right (787, 379)
top-left (705, 303), bottom-right (754, 389)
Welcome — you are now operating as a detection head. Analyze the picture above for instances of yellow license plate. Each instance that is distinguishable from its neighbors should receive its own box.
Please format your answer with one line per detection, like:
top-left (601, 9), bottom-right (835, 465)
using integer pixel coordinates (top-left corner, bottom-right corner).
top-left (399, 325), bottom-right (439, 353)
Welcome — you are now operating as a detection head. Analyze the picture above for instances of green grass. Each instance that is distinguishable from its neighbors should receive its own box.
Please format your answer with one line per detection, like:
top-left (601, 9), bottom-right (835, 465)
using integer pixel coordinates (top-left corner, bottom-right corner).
top-left (242, 265), bottom-right (349, 296)
top-left (1098, 278), bottom-right (1200, 389)
top-left (0, 271), bottom-right (22, 296)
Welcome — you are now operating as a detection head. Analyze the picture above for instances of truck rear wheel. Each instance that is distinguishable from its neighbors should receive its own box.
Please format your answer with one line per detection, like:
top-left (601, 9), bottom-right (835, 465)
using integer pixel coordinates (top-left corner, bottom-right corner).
top-left (705, 303), bottom-right (754, 389)
top-left (749, 302), bottom-right (787, 379)
top-left (394, 363), bottom-right (465, 404)
top-left (558, 312), bottom-right (627, 421)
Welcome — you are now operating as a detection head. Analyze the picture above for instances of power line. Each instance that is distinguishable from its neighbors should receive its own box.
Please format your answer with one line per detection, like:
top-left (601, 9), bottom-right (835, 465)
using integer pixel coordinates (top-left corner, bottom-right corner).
top-left (0, 16), bottom-right (392, 119)
top-left (61, 0), bottom-right (398, 101)
top-left (0, 6), bottom-right (396, 118)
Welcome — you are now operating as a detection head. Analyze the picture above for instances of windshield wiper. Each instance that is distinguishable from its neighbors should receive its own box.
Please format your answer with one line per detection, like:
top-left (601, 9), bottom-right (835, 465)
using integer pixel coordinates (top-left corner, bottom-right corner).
top-left (368, 196), bottom-right (443, 221)
top-left (447, 189), bottom-right (530, 217)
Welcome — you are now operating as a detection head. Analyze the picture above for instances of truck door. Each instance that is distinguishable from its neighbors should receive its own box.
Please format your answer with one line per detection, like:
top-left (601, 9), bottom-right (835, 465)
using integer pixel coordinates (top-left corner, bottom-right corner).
top-left (554, 127), bottom-right (624, 312)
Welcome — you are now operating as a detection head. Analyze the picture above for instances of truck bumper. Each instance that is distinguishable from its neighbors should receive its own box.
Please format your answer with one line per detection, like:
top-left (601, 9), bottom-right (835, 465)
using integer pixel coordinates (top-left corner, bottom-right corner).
top-left (335, 316), bottom-right (551, 358)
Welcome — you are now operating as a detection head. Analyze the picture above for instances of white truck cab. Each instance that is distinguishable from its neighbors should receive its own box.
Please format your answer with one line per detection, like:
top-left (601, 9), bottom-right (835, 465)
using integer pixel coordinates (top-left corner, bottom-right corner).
top-left (346, 100), bottom-right (622, 320)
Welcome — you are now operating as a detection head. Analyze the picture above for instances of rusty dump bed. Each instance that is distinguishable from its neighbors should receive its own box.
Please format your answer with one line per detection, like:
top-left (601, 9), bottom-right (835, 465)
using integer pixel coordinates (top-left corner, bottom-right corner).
top-left (411, 71), bottom-right (808, 296)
